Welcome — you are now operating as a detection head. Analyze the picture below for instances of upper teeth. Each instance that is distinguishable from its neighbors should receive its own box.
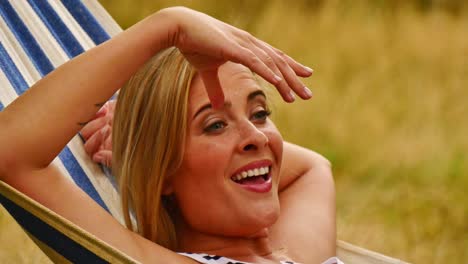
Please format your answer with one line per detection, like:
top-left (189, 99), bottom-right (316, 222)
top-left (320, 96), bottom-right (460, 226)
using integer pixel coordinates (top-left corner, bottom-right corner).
top-left (232, 166), bottom-right (270, 181)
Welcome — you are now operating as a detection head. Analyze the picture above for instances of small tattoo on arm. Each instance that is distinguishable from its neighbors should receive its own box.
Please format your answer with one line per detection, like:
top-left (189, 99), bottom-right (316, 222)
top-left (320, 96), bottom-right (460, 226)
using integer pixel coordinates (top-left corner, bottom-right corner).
top-left (77, 102), bottom-right (106, 126)
top-left (95, 102), bottom-right (106, 108)
top-left (77, 120), bottom-right (91, 126)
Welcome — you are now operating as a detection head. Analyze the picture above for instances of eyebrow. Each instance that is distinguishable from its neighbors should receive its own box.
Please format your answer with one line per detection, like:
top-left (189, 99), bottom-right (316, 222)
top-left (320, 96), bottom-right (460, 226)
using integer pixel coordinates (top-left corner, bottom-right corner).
top-left (193, 90), bottom-right (267, 120)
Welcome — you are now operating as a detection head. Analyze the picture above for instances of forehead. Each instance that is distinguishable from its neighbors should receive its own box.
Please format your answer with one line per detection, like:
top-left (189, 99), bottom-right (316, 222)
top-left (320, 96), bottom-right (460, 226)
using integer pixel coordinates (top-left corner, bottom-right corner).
top-left (188, 62), bottom-right (262, 112)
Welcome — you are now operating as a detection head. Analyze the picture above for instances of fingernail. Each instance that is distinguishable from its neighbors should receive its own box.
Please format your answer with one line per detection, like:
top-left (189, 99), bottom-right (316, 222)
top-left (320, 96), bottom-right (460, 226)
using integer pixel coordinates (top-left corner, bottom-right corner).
top-left (274, 75), bottom-right (283, 83)
top-left (289, 91), bottom-right (296, 102)
top-left (93, 154), bottom-right (103, 163)
top-left (305, 67), bottom-right (314, 74)
top-left (304, 87), bottom-right (313, 98)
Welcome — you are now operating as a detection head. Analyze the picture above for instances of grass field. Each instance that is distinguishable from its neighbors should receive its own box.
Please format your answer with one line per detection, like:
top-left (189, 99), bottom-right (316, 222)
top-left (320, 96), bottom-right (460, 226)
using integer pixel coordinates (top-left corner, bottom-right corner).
top-left (1, 1), bottom-right (466, 263)
top-left (99, 1), bottom-right (467, 263)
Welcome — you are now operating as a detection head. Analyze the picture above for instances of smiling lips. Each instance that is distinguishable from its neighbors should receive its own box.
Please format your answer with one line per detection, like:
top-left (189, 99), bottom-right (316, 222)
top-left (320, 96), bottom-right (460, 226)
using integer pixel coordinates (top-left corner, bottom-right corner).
top-left (230, 160), bottom-right (273, 193)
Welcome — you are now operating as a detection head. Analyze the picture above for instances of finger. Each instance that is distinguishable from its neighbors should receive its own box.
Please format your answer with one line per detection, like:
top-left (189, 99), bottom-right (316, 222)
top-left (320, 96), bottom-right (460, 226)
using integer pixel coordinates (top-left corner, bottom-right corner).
top-left (255, 40), bottom-right (312, 100)
top-left (103, 129), bottom-right (112, 151)
top-left (226, 44), bottom-right (283, 87)
top-left (283, 53), bottom-right (314, 78)
top-left (93, 150), bottom-right (113, 167)
top-left (84, 125), bottom-right (110, 156)
top-left (262, 40), bottom-right (314, 78)
top-left (250, 45), bottom-right (295, 102)
top-left (80, 116), bottom-right (109, 140)
top-left (95, 104), bottom-right (108, 118)
top-left (199, 68), bottom-right (225, 110)
top-left (84, 132), bottom-right (103, 156)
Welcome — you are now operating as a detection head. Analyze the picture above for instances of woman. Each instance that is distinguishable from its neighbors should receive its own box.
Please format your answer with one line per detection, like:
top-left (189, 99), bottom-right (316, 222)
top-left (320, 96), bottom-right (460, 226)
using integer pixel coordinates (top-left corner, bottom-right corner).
top-left (0, 7), bottom-right (339, 264)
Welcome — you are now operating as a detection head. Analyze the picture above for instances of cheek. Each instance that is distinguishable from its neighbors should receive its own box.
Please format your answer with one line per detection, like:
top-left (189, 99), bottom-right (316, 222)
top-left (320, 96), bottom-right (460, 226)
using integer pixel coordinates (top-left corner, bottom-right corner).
top-left (264, 124), bottom-right (283, 167)
top-left (171, 137), bottom-right (234, 206)
top-left (170, 138), bottom-right (237, 232)
top-left (182, 138), bottom-right (233, 174)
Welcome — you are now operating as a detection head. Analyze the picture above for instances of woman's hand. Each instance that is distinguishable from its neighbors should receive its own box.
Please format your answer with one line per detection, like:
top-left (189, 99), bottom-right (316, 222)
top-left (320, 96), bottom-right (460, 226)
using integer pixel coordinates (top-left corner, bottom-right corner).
top-left (80, 100), bottom-right (115, 167)
top-left (81, 7), bottom-right (315, 165)
top-left (164, 7), bottom-right (314, 108)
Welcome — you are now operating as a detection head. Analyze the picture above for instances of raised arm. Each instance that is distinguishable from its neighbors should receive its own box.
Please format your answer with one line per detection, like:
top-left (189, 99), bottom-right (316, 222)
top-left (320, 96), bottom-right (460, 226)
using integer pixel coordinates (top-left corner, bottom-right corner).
top-left (0, 7), bottom-right (312, 175)
top-left (271, 142), bottom-right (336, 263)
top-left (0, 8), bottom-right (200, 263)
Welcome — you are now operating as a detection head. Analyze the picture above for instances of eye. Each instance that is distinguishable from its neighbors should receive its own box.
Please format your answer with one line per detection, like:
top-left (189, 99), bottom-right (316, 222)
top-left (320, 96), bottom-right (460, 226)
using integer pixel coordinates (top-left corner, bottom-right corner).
top-left (251, 109), bottom-right (272, 123)
top-left (204, 120), bottom-right (227, 133)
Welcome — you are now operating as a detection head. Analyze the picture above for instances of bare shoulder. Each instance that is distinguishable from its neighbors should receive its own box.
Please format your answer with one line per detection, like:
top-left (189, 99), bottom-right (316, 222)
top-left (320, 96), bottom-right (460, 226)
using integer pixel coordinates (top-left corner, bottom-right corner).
top-left (283, 141), bottom-right (331, 166)
top-left (280, 141), bottom-right (333, 191)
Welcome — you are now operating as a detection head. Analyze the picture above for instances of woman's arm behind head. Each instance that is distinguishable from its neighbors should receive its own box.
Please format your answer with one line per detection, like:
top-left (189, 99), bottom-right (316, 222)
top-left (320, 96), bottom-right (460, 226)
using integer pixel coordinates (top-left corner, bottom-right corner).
top-left (271, 142), bottom-right (336, 263)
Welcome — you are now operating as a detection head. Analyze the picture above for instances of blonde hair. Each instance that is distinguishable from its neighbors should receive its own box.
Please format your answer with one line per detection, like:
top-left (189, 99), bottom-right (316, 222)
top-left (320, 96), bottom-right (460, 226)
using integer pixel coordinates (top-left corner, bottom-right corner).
top-left (113, 48), bottom-right (196, 250)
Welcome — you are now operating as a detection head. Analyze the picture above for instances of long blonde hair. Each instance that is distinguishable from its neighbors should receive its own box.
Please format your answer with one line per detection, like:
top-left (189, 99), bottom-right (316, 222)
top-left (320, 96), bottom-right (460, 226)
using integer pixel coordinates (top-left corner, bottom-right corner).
top-left (113, 48), bottom-right (196, 250)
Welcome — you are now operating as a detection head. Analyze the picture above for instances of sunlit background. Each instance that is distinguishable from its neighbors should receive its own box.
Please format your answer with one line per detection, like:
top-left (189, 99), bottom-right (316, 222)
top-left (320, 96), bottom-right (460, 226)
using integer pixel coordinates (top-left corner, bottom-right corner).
top-left (99, 1), bottom-right (468, 263)
top-left (1, 0), bottom-right (467, 263)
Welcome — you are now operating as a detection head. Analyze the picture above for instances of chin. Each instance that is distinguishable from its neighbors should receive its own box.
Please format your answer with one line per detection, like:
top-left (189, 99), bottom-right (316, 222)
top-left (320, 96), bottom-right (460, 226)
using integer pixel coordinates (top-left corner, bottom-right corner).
top-left (235, 201), bottom-right (281, 237)
top-left (257, 203), bottom-right (280, 227)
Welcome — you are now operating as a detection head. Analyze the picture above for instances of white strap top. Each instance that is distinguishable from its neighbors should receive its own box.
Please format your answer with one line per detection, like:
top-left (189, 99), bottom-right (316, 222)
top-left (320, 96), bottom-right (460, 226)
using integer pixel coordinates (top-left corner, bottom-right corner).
top-left (179, 252), bottom-right (344, 264)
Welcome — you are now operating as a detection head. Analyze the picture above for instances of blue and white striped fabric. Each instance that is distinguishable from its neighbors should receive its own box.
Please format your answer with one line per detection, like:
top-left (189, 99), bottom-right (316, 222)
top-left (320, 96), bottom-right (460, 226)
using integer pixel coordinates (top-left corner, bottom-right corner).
top-left (0, 0), bottom-right (122, 220)
top-left (0, 0), bottom-right (130, 262)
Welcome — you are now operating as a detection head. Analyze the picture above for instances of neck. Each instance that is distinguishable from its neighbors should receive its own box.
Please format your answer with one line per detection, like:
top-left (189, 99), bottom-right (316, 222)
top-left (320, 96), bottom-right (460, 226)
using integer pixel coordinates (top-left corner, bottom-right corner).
top-left (177, 225), bottom-right (280, 263)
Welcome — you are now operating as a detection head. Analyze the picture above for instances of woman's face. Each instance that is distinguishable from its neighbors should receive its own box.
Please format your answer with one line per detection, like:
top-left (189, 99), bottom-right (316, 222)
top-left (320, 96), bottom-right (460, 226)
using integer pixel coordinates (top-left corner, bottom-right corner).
top-left (169, 62), bottom-right (283, 238)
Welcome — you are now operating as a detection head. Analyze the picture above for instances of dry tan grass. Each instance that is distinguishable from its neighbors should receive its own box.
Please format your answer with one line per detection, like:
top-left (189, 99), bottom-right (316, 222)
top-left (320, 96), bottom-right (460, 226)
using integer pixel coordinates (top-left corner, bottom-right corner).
top-left (0, 206), bottom-right (50, 263)
top-left (264, 4), bottom-right (468, 263)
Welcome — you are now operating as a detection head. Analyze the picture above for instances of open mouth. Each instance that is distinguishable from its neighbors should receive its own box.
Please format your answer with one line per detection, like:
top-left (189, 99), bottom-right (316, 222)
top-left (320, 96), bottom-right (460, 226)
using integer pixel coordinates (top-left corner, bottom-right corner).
top-left (230, 166), bottom-right (271, 185)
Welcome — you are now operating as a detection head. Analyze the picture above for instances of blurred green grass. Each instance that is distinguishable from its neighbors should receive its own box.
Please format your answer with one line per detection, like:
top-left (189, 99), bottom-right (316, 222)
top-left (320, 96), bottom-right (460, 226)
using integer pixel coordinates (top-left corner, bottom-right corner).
top-left (98, 1), bottom-right (467, 262)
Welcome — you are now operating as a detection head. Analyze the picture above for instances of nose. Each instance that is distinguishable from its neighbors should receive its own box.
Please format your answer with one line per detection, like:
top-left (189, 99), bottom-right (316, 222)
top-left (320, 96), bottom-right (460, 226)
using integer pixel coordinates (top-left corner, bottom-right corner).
top-left (237, 122), bottom-right (269, 153)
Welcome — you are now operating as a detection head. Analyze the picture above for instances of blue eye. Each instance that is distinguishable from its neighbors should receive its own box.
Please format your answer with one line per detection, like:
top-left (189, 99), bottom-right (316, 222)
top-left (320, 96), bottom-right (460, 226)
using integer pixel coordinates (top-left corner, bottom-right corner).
top-left (204, 121), bottom-right (227, 133)
top-left (252, 110), bottom-right (272, 122)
